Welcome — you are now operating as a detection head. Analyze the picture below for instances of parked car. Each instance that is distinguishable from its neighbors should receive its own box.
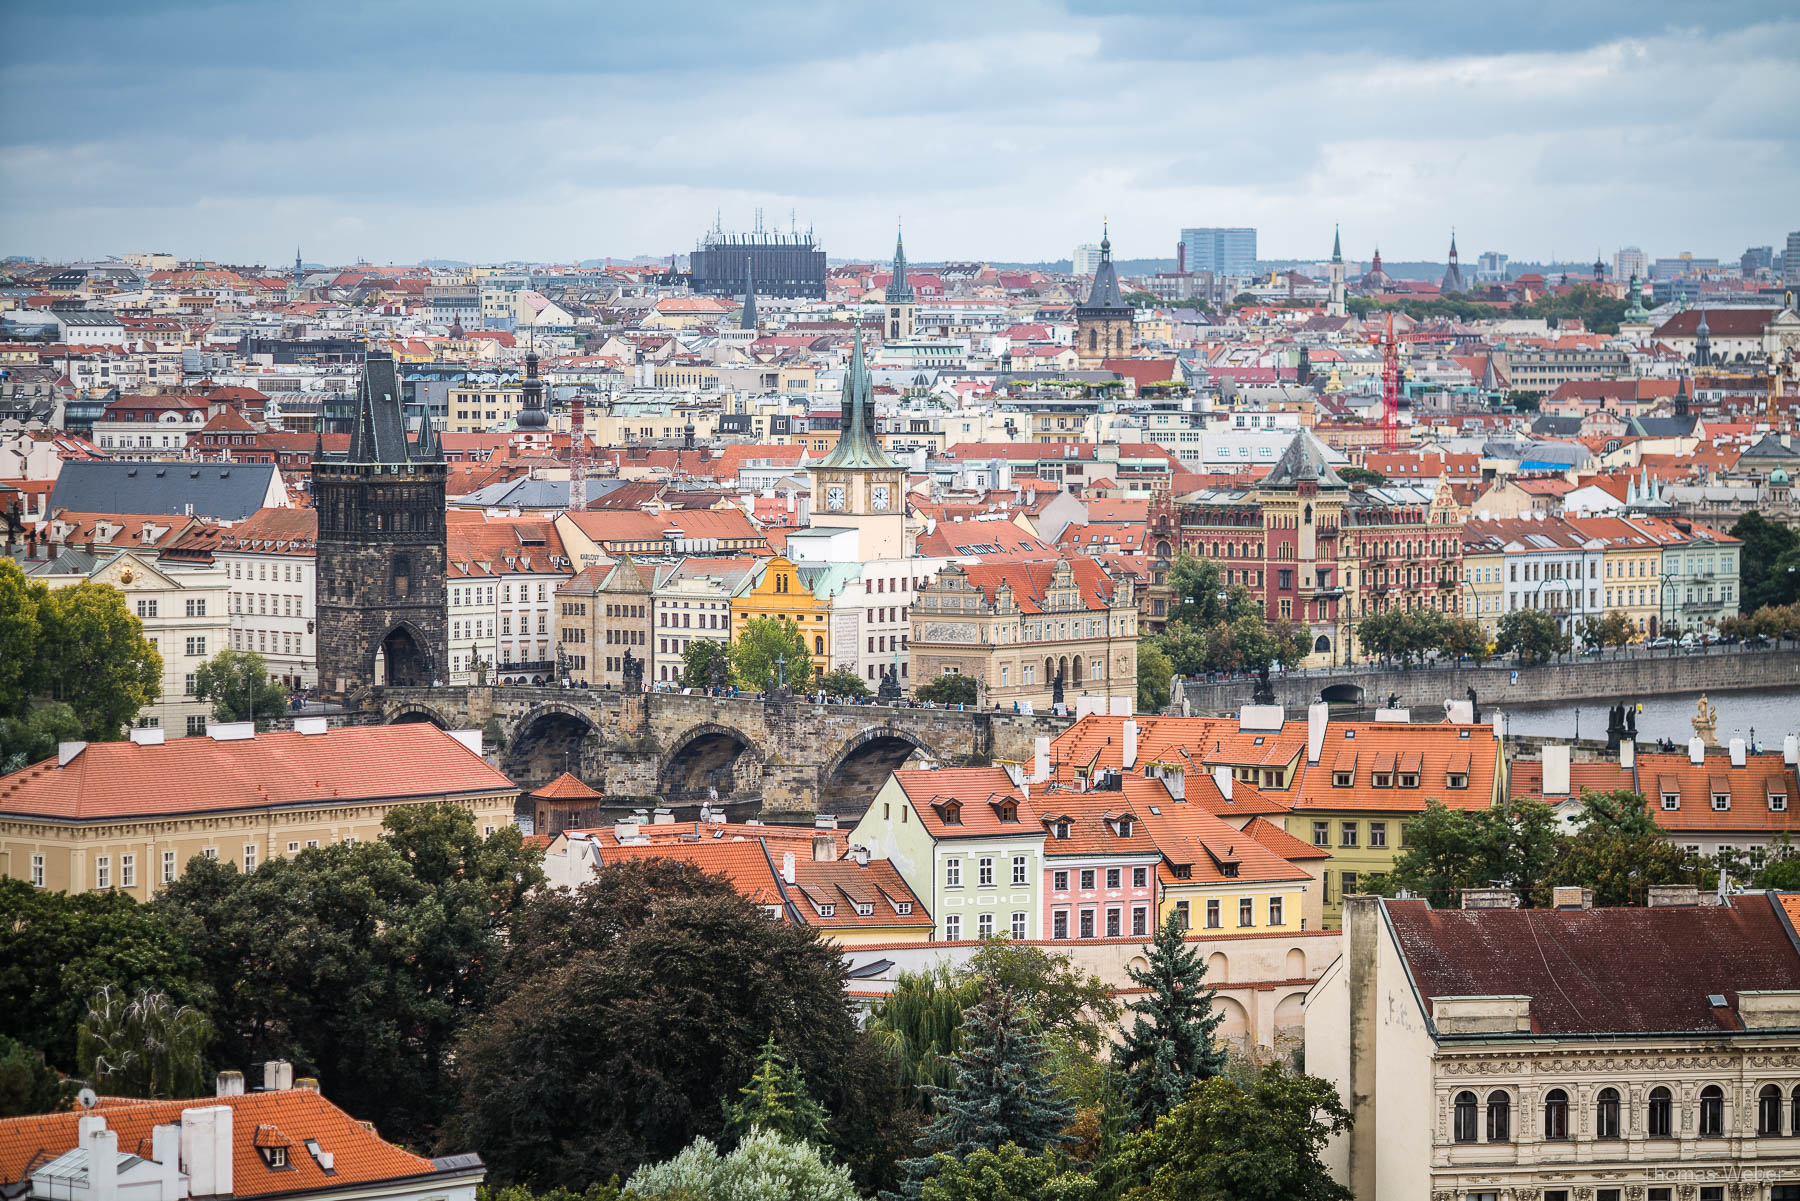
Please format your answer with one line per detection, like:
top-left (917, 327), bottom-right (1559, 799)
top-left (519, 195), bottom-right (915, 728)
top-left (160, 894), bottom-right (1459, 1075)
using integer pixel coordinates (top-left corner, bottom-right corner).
top-left (1645, 636), bottom-right (1676, 650)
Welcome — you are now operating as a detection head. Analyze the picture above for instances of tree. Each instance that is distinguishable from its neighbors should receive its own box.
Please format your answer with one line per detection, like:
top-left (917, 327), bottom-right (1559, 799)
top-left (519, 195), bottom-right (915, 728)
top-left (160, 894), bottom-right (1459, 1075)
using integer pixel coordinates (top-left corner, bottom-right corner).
top-left (1494, 608), bottom-right (1569, 666)
top-left (1544, 789), bottom-right (1698, 907)
top-left (1336, 466), bottom-right (1388, 487)
top-left (1113, 913), bottom-right (1226, 1130)
top-left (731, 616), bottom-right (815, 693)
top-left (1135, 641), bottom-right (1171, 713)
top-left (962, 940), bottom-right (1117, 1056)
top-left (0, 701), bottom-right (82, 774)
top-left (0, 877), bottom-right (200, 1073)
top-left (154, 804), bottom-right (542, 1148)
top-left (0, 1034), bottom-right (65, 1117)
top-left (916, 674), bottom-right (978, 706)
top-left (1384, 798), bottom-right (1561, 909)
top-left (37, 581), bottom-right (163, 739)
top-left (1438, 614), bottom-right (1491, 663)
top-left (723, 1035), bottom-right (832, 1147)
top-left (681, 638), bottom-right (732, 689)
top-left (915, 1143), bottom-right (1097, 1201)
top-left (448, 861), bottom-right (873, 1189)
top-left (898, 987), bottom-right (1074, 1197)
top-left (1109, 1064), bottom-right (1353, 1201)
top-left (822, 668), bottom-right (871, 700)
top-left (193, 649), bottom-right (288, 726)
top-left (1578, 610), bottom-right (1637, 652)
top-left (0, 560), bottom-right (49, 717)
top-left (1123, 291), bottom-right (1161, 309)
top-left (76, 985), bottom-right (212, 1099)
top-left (626, 1128), bottom-right (859, 1201)
top-left (1731, 512), bottom-right (1800, 613)
top-left (867, 964), bottom-right (976, 1103)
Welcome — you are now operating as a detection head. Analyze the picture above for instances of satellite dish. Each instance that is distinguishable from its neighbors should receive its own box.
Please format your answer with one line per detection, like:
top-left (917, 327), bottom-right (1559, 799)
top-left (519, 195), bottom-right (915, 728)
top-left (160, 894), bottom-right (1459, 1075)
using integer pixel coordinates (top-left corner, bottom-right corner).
top-left (77, 1088), bottom-right (98, 1109)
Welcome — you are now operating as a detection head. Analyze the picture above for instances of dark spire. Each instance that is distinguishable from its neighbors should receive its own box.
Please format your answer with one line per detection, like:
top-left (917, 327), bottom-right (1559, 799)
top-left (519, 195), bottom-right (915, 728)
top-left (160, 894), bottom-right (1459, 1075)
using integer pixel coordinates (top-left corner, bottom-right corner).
top-left (740, 255), bottom-right (758, 330)
top-left (346, 352), bottom-right (411, 464)
top-left (1332, 224), bottom-right (1342, 264)
top-left (518, 328), bottom-right (547, 428)
top-left (886, 224), bottom-right (913, 305)
top-left (1440, 230), bottom-right (1466, 294)
top-left (1593, 249), bottom-right (1606, 280)
top-left (1675, 372), bottom-right (1692, 418)
top-left (1083, 220), bottom-right (1126, 311)
top-left (814, 330), bottom-right (900, 471)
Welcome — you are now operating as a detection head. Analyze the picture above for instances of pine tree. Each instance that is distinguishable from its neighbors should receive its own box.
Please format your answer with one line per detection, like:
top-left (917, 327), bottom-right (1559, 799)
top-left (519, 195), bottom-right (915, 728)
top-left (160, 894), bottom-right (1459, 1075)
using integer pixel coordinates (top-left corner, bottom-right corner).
top-left (721, 1033), bottom-right (831, 1147)
top-left (894, 986), bottom-right (1075, 1198)
top-left (1113, 911), bottom-right (1227, 1130)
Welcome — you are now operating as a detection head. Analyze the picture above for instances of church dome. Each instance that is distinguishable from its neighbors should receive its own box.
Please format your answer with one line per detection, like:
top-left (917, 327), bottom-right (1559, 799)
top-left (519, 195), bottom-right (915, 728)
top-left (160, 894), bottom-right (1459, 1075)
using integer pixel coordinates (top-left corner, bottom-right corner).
top-left (1773, 467), bottom-right (1790, 486)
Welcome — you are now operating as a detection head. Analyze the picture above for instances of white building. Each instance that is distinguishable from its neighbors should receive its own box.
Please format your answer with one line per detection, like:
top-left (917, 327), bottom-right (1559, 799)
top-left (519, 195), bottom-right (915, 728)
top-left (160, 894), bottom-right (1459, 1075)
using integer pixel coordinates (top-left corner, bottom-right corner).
top-left (215, 509), bottom-right (317, 690)
top-left (650, 559), bottom-right (752, 685)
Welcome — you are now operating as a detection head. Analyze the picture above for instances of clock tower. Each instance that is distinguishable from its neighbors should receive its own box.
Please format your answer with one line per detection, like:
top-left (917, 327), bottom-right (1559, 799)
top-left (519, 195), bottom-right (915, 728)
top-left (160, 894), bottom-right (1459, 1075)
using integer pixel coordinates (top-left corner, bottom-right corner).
top-left (808, 331), bottom-right (908, 559)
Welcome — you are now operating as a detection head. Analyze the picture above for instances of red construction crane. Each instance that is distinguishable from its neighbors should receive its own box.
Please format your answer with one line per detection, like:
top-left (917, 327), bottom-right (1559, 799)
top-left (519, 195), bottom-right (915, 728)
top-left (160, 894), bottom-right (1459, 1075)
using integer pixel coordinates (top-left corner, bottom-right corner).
top-left (1380, 311), bottom-right (1401, 448)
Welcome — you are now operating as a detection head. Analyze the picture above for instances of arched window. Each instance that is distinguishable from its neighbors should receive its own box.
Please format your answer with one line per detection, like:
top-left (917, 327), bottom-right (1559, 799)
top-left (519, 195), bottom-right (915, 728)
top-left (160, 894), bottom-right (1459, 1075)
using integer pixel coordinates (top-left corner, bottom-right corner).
top-left (1453, 1092), bottom-right (1478, 1143)
top-left (814, 635), bottom-right (824, 655)
top-left (1044, 656), bottom-right (1055, 682)
top-left (1596, 1087), bottom-right (1621, 1139)
top-left (1543, 1088), bottom-right (1569, 1140)
top-left (1648, 1087), bottom-right (1672, 1138)
top-left (1790, 1086), bottom-right (1800, 1135)
top-left (1700, 1085), bottom-right (1725, 1136)
top-left (1087, 328), bottom-right (1097, 351)
top-left (1486, 1091), bottom-right (1511, 1142)
top-left (1761, 1084), bottom-right (1784, 1136)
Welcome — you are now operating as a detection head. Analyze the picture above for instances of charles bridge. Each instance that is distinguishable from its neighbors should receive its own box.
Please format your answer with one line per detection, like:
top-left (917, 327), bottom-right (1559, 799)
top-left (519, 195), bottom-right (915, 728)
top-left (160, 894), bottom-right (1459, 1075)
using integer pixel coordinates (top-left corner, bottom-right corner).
top-left (374, 686), bottom-right (1073, 819)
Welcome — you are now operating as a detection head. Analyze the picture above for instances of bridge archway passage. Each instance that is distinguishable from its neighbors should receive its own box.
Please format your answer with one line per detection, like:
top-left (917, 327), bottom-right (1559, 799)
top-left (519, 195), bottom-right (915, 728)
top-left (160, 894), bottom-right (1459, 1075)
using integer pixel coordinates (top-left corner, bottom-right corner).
top-left (819, 728), bottom-right (942, 816)
top-left (1320, 682), bottom-right (1364, 705)
top-left (372, 622), bottom-right (434, 688)
top-left (387, 703), bottom-right (452, 729)
top-left (658, 723), bottom-right (763, 801)
top-left (503, 704), bottom-right (603, 790)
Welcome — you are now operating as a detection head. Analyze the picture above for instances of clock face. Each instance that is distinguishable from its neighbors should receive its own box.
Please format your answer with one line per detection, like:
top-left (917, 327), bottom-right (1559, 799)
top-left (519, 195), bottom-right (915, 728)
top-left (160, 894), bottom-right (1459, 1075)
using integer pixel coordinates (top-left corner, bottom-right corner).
top-left (826, 485), bottom-right (846, 511)
top-left (872, 485), bottom-right (890, 511)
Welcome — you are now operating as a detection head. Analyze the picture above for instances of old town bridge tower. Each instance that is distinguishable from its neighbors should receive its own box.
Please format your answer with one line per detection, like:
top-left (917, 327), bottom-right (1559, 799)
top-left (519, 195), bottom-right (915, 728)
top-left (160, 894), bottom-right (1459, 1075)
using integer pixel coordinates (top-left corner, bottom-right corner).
top-left (312, 351), bottom-right (448, 695)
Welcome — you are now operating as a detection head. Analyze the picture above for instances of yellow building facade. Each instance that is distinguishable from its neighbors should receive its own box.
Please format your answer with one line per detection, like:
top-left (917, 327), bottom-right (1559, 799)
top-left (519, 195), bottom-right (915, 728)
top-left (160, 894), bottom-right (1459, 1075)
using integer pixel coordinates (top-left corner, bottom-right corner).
top-left (731, 555), bottom-right (833, 678)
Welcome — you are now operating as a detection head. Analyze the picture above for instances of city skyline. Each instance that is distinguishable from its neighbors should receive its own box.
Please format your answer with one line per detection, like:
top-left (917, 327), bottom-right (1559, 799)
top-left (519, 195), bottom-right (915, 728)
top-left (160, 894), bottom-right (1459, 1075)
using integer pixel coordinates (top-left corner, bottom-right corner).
top-left (2, 1), bottom-right (1797, 266)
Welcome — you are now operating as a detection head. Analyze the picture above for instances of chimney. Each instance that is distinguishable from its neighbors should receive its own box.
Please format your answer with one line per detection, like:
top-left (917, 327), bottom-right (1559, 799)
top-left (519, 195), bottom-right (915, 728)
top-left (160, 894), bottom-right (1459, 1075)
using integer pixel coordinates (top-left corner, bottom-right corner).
top-left (1690, 737), bottom-right (1706, 766)
top-left (813, 814), bottom-right (838, 830)
top-left (83, 1116), bottom-right (120, 1201)
top-left (1492, 711), bottom-right (1506, 742)
top-left (1122, 719), bottom-right (1139, 770)
top-left (1730, 737), bottom-right (1747, 768)
top-left (262, 1059), bottom-right (293, 1091)
top-left (851, 844), bottom-right (870, 867)
top-left (180, 1104), bottom-right (233, 1199)
top-left (214, 1070), bottom-right (244, 1097)
top-left (652, 808), bottom-right (674, 825)
top-left (1786, 735), bottom-right (1798, 767)
top-left (811, 834), bottom-right (835, 862)
top-left (612, 820), bottom-right (640, 842)
top-left (1542, 744), bottom-right (1571, 797)
top-left (1307, 701), bottom-right (1329, 765)
top-left (1620, 738), bottom-right (1635, 769)
top-left (1647, 884), bottom-right (1702, 908)
top-left (1459, 888), bottom-right (1519, 910)
top-left (129, 727), bottom-right (166, 746)
top-left (1213, 763), bottom-right (1234, 801)
top-left (152, 1122), bottom-right (181, 1201)
top-left (1031, 736), bottom-right (1050, 784)
top-left (293, 1078), bottom-right (320, 1093)
top-left (58, 740), bottom-right (88, 767)
top-left (781, 851), bottom-right (796, 884)
top-left (1551, 885), bottom-right (1593, 910)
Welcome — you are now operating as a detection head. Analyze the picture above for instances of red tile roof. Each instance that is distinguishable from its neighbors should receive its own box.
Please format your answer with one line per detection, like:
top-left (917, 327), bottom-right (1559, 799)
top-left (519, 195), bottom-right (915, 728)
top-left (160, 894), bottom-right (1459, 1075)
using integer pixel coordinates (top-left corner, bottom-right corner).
top-left (0, 1088), bottom-right (454, 1197)
top-left (894, 767), bottom-right (1041, 839)
top-left (1384, 893), bottom-right (1800, 1035)
top-left (531, 771), bottom-right (604, 800)
top-left (1635, 751), bottom-right (1800, 835)
top-left (0, 725), bottom-right (515, 822)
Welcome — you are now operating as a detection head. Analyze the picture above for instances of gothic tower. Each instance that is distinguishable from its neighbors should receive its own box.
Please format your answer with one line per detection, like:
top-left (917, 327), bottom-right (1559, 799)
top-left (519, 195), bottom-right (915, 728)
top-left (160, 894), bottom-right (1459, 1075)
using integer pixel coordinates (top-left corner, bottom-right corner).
top-left (1076, 222), bottom-right (1132, 367)
top-left (1440, 230), bottom-right (1466, 294)
top-left (1327, 224), bottom-right (1347, 318)
top-left (885, 224), bottom-right (915, 341)
top-left (313, 351), bottom-right (448, 696)
top-left (808, 332), bottom-right (908, 559)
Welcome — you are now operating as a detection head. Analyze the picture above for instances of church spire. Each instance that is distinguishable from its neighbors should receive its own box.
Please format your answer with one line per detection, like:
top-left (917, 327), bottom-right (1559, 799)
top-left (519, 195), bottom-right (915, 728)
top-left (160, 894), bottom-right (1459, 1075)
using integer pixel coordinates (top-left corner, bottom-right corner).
top-left (813, 329), bottom-right (899, 471)
top-left (886, 223), bottom-right (913, 305)
top-left (517, 327), bottom-right (546, 428)
top-left (1332, 224), bottom-right (1342, 264)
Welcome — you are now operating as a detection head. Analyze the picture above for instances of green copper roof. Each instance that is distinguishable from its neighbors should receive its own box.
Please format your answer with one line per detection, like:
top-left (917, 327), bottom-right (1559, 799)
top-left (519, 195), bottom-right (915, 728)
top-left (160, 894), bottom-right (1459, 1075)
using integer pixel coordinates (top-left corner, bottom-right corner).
top-left (814, 331), bottom-right (901, 471)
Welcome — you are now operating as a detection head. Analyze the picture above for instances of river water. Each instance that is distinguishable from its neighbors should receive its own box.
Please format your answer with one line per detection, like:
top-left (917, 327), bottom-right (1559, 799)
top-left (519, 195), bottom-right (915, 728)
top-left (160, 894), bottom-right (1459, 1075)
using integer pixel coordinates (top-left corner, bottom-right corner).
top-left (1495, 686), bottom-right (1800, 747)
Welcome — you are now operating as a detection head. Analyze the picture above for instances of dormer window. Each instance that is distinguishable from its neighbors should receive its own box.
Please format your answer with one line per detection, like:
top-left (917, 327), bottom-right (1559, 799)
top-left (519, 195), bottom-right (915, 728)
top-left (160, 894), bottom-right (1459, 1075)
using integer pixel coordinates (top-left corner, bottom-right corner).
top-left (1712, 792), bottom-right (1731, 812)
top-left (1773, 793), bottom-right (1789, 813)
top-left (1662, 793), bottom-right (1680, 811)
top-left (1372, 773), bottom-right (1392, 788)
top-left (261, 1147), bottom-right (288, 1169)
top-left (996, 800), bottom-right (1018, 823)
top-left (940, 800), bottom-right (962, 825)
top-left (1053, 820), bottom-right (1071, 840)
top-left (1446, 773), bottom-right (1469, 789)
top-left (895, 901), bottom-right (912, 915)
top-left (1116, 817), bottom-right (1134, 838)
top-left (1333, 771), bottom-right (1353, 787)
top-left (1171, 864), bottom-right (1192, 880)
top-left (1398, 773), bottom-right (1419, 789)
top-left (855, 902), bottom-right (874, 917)
top-left (817, 902), bottom-right (836, 917)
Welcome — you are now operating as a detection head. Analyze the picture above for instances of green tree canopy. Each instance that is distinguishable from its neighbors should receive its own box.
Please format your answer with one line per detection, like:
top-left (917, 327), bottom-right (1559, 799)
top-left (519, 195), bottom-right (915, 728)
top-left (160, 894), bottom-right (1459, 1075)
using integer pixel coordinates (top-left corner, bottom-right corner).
top-left (1494, 608), bottom-right (1569, 665)
top-left (1381, 798), bottom-right (1561, 909)
top-left (626, 1129), bottom-right (859, 1201)
top-left (37, 581), bottom-right (163, 739)
top-left (963, 940), bottom-right (1117, 1056)
top-left (77, 985), bottom-right (212, 1099)
top-left (722, 1035), bottom-right (832, 1148)
top-left (867, 964), bottom-right (976, 1104)
top-left (680, 638), bottom-right (732, 689)
top-left (0, 701), bottom-right (82, 774)
top-left (0, 560), bottom-right (49, 717)
top-left (0, 878), bottom-right (200, 1073)
top-left (822, 667), bottom-right (871, 700)
top-left (1113, 912), bottom-right (1226, 1130)
top-left (1110, 1064), bottom-right (1353, 1201)
top-left (1336, 466), bottom-right (1387, 487)
top-left (731, 617), bottom-right (815, 693)
top-left (1135, 640), bottom-right (1171, 713)
top-left (916, 1143), bottom-right (1097, 1201)
top-left (916, 674), bottom-right (978, 706)
top-left (0, 1034), bottom-right (65, 1117)
top-left (1578, 610), bottom-right (1638, 651)
top-left (1730, 512), bottom-right (1800, 613)
top-left (193, 649), bottom-right (288, 726)
top-left (1544, 789), bottom-right (1698, 906)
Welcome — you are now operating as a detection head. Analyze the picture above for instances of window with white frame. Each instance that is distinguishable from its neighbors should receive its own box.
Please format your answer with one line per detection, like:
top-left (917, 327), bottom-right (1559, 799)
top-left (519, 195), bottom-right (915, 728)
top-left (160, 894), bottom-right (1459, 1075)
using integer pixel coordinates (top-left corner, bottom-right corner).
top-left (31, 854), bottom-right (45, 888)
top-left (1011, 855), bottom-right (1028, 886)
top-left (95, 856), bottom-right (111, 889)
top-left (120, 854), bottom-right (135, 888)
top-left (945, 914), bottom-right (961, 940)
top-left (978, 857), bottom-right (994, 887)
top-left (946, 858), bottom-right (961, 887)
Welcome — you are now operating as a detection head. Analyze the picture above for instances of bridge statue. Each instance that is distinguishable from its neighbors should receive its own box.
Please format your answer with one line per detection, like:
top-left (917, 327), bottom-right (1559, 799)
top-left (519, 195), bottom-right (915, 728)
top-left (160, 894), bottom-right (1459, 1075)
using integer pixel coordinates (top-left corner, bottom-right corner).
top-left (1691, 694), bottom-right (1719, 747)
top-left (1052, 672), bottom-right (1065, 707)
top-left (878, 663), bottom-right (902, 703)
top-left (621, 648), bottom-right (643, 694)
top-left (1466, 686), bottom-right (1479, 725)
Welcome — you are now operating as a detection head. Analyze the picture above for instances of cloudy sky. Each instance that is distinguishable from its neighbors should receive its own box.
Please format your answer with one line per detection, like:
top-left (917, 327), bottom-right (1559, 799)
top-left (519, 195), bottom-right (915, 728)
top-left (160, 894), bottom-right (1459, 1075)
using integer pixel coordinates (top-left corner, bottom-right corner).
top-left (2, 1), bottom-right (1795, 268)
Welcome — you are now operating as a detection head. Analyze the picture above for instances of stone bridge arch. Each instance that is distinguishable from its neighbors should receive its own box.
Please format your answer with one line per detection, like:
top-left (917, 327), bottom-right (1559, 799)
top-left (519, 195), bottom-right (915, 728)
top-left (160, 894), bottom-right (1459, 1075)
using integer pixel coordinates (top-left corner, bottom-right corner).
top-left (817, 726), bottom-right (943, 816)
top-left (503, 702), bottom-right (603, 791)
top-left (658, 722), bottom-right (764, 801)
top-left (386, 701), bottom-right (454, 729)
